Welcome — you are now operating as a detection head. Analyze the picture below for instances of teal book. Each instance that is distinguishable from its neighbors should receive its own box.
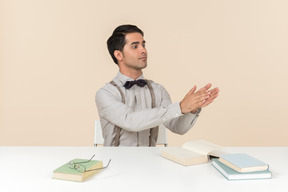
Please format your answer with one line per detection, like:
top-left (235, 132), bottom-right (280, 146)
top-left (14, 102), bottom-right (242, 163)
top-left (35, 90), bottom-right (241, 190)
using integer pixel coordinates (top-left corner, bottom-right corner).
top-left (212, 159), bottom-right (272, 181)
top-left (218, 153), bottom-right (269, 173)
top-left (53, 158), bottom-right (103, 182)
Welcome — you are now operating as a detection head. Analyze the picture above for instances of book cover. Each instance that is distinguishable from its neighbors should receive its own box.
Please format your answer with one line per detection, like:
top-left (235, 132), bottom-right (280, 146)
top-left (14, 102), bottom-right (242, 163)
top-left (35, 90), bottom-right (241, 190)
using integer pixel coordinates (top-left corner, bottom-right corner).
top-left (212, 159), bottom-right (272, 180)
top-left (218, 153), bottom-right (269, 173)
top-left (53, 158), bottom-right (103, 182)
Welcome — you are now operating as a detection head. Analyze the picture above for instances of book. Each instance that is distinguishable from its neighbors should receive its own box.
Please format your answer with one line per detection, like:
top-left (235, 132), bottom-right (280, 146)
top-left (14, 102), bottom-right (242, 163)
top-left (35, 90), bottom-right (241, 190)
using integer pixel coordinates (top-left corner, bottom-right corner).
top-left (212, 159), bottom-right (272, 180)
top-left (161, 140), bottom-right (226, 166)
top-left (218, 153), bottom-right (269, 173)
top-left (53, 158), bottom-right (103, 182)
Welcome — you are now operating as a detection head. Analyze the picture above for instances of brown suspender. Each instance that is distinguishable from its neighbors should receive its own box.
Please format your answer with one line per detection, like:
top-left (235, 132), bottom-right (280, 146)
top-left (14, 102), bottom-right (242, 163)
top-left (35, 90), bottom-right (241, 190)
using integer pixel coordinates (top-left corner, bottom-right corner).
top-left (146, 80), bottom-right (159, 147)
top-left (110, 80), bottom-right (159, 147)
top-left (109, 81), bottom-right (124, 147)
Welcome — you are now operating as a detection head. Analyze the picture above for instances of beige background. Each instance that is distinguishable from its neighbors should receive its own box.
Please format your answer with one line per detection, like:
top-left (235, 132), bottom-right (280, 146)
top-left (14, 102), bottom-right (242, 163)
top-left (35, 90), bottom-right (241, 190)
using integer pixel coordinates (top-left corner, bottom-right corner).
top-left (1, 0), bottom-right (287, 146)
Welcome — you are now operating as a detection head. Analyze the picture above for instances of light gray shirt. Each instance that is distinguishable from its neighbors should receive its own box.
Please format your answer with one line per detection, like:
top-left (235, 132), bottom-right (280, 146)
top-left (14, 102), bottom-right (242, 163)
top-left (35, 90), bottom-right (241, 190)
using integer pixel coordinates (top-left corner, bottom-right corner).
top-left (95, 72), bottom-right (201, 146)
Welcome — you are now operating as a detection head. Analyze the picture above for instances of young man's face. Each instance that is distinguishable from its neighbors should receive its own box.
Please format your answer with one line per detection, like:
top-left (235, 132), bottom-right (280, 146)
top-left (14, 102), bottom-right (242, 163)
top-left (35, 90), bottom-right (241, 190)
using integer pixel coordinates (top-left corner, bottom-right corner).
top-left (120, 32), bottom-right (147, 71)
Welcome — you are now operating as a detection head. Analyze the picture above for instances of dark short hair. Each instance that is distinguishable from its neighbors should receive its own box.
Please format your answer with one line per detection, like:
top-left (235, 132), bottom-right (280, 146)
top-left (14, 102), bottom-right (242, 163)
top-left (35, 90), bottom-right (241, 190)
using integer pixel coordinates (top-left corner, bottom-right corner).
top-left (107, 24), bottom-right (144, 64)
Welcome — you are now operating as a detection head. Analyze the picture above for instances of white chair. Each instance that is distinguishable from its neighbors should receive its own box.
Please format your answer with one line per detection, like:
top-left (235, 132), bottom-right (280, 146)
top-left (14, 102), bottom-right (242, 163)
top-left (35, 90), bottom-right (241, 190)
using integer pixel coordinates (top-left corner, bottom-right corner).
top-left (94, 120), bottom-right (104, 147)
top-left (157, 124), bottom-right (168, 147)
top-left (94, 120), bottom-right (167, 147)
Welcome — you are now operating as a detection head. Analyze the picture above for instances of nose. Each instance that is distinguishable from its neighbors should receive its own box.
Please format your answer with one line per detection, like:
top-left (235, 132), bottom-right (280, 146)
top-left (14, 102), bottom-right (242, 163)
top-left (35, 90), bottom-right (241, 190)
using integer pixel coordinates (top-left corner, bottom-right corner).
top-left (140, 45), bottom-right (147, 54)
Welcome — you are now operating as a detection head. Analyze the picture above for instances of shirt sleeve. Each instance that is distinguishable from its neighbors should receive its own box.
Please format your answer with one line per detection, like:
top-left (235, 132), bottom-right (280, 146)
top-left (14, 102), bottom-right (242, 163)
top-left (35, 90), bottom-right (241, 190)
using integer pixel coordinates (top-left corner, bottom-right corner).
top-left (158, 84), bottom-right (201, 134)
top-left (96, 83), bottom-right (200, 133)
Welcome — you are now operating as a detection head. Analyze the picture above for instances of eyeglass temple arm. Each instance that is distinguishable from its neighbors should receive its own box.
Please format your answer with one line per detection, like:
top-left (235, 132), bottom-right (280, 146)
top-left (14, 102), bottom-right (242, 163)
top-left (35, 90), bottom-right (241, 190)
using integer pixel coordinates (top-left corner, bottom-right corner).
top-left (75, 154), bottom-right (96, 164)
top-left (103, 159), bottom-right (111, 168)
top-left (85, 159), bottom-right (111, 172)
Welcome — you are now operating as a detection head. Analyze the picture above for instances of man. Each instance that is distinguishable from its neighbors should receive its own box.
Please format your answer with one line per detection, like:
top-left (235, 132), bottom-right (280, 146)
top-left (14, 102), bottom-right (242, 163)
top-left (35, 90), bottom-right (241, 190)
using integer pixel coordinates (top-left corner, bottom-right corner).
top-left (96, 24), bottom-right (219, 146)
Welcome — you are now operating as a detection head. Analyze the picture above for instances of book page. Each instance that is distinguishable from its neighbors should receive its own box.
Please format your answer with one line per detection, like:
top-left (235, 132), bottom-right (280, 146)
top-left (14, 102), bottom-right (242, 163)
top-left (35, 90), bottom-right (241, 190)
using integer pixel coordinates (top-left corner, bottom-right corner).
top-left (208, 150), bottom-right (227, 158)
top-left (182, 140), bottom-right (223, 156)
top-left (162, 147), bottom-right (204, 159)
top-left (161, 147), bottom-right (209, 166)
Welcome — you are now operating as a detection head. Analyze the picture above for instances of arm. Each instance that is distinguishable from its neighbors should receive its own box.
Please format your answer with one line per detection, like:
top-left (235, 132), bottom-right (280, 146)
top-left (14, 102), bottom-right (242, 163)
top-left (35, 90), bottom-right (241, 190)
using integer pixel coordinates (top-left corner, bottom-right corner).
top-left (96, 83), bottom-right (219, 133)
top-left (165, 83), bottom-right (219, 134)
top-left (95, 85), bottom-right (182, 132)
top-left (160, 87), bottom-right (201, 135)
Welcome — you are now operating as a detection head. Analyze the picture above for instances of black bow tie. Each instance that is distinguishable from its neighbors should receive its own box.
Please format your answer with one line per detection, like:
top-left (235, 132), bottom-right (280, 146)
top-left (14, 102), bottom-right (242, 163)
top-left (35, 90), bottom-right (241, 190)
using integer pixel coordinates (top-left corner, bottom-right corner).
top-left (124, 79), bottom-right (147, 89)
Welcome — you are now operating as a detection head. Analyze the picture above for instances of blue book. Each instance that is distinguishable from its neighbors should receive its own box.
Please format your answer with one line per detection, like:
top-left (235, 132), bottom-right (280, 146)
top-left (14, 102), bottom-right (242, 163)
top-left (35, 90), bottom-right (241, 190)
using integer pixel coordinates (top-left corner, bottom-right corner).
top-left (212, 159), bottom-right (272, 180)
top-left (218, 153), bottom-right (269, 173)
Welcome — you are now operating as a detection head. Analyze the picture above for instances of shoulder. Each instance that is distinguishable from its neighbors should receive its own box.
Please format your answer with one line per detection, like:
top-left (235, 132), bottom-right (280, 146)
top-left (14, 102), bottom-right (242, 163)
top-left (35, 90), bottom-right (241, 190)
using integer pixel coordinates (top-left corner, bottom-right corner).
top-left (146, 79), bottom-right (172, 105)
top-left (146, 79), bottom-right (169, 94)
top-left (147, 79), bottom-right (163, 88)
top-left (96, 82), bottom-right (121, 101)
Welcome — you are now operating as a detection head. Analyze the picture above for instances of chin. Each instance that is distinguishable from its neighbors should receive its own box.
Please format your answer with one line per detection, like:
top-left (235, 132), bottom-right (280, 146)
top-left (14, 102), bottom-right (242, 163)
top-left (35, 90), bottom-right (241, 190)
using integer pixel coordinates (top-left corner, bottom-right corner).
top-left (141, 64), bottom-right (147, 70)
top-left (137, 63), bottom-right (147, 69)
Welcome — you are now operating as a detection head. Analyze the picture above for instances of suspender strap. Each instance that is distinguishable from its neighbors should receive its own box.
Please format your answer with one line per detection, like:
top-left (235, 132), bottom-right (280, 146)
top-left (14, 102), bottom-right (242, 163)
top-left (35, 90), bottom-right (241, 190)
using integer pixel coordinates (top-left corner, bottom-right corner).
top-left (110, 81), bottom-right (125, 103)
top-left (110, 80), bottom-right (159, 147)
top-left (146, 80), bottom-right (159, 146)
top-left (110, 81), bottom-right (124, 147)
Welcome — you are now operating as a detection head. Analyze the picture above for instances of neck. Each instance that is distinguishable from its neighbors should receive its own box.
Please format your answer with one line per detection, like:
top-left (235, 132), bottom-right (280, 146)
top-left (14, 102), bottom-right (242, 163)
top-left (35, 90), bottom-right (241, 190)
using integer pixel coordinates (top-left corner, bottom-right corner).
top-left (119, 68), bottom-right (143, 80)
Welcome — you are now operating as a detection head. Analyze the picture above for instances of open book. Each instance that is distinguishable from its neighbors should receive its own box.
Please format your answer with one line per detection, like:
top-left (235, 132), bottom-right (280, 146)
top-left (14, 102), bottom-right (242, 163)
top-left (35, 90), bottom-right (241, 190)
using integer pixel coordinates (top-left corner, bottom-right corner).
top-left (161, 140), bottom-right (226, 166)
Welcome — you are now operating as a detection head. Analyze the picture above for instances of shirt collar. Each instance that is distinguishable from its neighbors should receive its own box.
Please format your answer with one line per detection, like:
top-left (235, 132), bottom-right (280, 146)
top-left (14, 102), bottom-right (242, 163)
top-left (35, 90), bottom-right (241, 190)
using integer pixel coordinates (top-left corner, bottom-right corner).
top-left (116, 71), bottom-right (145, 85)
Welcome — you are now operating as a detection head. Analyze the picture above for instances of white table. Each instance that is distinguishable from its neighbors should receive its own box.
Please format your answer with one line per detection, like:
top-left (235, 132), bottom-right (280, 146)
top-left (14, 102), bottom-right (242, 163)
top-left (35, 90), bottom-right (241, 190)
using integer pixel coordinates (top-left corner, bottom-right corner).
top-left (0, 146), bottom-right (287, 192)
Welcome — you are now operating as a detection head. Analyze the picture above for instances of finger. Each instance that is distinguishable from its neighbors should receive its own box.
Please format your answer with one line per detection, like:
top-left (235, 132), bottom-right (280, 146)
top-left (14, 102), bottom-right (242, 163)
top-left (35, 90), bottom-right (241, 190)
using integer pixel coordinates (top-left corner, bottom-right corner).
top-left (204, 83), bottom-right (212, 90)
top-left (201, 99), bottom-right (214, 108)
top-left (195, 90), bottom-right (211, 99)
top-left (207, 90), bottom-right (219, 98)
top-left (208, 94), bottom-right (218, 102)
top-left (189, 99), bottom-right (206, 111)
top-left (198, 98), bottom-right (209, 108)
top-left (197, 83), bottom-right (212, 92)
top-left (204, 92), bottom-right (218, 103)
top-left (192, 93), bottom-right (211, 105)
top-left (199, 88), bottom-right (219, 108)
top-left (187, 86), bottom-right (197, 95)
top-left (201, 92), bottom-right (219, 107)
top-left (210, 87), bottom-right (220, 95)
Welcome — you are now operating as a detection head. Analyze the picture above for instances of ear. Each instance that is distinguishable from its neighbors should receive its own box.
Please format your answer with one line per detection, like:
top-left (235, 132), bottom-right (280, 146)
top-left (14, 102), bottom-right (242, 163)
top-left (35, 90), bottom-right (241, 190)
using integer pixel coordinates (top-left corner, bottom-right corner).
top-left (114, 50), bottom-right (123, 62)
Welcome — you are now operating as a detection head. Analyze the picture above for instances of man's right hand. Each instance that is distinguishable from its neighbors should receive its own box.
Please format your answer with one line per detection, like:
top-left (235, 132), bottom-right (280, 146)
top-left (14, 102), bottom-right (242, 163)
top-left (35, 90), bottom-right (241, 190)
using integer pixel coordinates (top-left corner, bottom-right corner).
top-left (180, 83), bottom-right (219, 114)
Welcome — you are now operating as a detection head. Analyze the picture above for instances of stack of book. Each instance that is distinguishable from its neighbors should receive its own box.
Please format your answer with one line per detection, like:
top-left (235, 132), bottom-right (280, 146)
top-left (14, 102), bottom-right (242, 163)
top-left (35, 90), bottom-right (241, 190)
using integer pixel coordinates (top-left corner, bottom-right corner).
top-left (211, 153), bottom-right (272, 181)
top-left (160, 140), bottom-right (272, 181)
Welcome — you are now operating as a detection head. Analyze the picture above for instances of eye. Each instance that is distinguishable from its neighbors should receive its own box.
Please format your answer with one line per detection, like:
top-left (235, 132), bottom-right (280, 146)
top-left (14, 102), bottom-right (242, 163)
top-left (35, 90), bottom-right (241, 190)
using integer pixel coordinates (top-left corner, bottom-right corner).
top-left (132, 45), bottom-right (138, 49)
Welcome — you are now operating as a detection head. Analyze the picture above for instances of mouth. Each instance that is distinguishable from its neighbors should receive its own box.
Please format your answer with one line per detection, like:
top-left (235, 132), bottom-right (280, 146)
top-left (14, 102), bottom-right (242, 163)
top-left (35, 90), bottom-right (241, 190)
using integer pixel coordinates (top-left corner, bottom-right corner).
top-left (139, 56), bottom-right (147, 60)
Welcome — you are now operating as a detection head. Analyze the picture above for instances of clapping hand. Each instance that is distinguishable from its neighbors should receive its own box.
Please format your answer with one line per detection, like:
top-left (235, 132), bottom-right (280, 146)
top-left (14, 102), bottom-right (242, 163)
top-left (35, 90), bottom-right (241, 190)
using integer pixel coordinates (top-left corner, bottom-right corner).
top-left (180, 83), bottom-right (219, 114)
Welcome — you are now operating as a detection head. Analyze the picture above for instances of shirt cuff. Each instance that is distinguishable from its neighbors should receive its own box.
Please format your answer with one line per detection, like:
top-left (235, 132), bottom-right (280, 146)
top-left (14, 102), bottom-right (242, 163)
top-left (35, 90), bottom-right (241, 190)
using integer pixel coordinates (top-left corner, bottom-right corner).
top-left (169, 102), bottom-right (183, 118)
top-left (193, 108), bottom-right (202, 116)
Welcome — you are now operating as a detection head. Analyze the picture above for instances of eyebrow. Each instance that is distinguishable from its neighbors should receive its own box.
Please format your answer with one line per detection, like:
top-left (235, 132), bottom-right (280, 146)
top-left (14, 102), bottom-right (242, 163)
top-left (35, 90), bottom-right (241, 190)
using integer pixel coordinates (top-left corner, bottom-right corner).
top-left (130, 40), bottom-right (146, 45)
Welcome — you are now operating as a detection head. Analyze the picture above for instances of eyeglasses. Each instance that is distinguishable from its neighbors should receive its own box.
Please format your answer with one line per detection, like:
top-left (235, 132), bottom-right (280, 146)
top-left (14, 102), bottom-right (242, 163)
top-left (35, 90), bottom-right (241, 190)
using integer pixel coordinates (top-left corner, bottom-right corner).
top-left (68, 154), bottom-right (111, 173)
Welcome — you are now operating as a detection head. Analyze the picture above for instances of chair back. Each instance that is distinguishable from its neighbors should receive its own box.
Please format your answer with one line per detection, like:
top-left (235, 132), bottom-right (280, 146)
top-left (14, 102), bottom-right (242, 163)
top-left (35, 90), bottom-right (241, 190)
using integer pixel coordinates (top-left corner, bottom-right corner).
top-left (94, 120), bottom-right (104, 146)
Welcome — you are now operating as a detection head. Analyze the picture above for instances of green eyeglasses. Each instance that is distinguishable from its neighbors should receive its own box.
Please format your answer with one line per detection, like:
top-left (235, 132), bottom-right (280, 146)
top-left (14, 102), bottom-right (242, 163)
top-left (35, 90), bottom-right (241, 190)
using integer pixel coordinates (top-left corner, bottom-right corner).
top-left (68, 155), bottom-right (111, 173)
